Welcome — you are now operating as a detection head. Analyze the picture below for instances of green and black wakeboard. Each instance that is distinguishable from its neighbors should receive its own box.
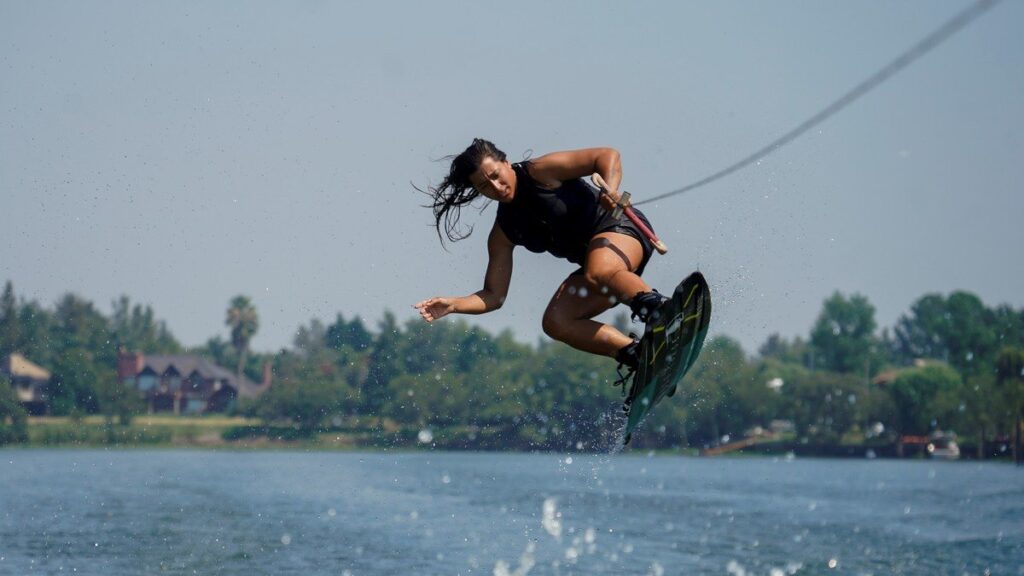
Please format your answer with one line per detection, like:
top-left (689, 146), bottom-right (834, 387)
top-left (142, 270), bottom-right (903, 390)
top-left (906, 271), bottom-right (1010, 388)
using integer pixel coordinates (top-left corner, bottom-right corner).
top-left (622, 271), bottom-right (712, 445)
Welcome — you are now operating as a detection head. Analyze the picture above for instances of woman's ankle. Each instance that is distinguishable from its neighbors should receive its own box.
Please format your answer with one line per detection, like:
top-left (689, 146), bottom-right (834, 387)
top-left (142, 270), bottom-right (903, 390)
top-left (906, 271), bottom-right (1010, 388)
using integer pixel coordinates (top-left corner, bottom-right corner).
top-left (629, 290), bottom-right (669, 323)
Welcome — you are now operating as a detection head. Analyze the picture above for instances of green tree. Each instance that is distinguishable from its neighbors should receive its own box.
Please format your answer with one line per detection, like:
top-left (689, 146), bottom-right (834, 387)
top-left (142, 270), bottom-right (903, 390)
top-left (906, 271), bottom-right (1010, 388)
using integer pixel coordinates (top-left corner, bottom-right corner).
top-left (362, 311), bottom-right (401, 418)
top-left (758, 333), bottom-right (811, 367)
top-left (47, 294), bottom-right (116, 414)
top-left (784, 371), bottom-right (865, 444)
top-left (226, 295), bottom-right (259, 379)
top-left (0, 381), bottom-right (28, 444)
top-left (53, 294), bottom-right (111, 352)
top-left (991, 305), bottom-right (1024, 350)
top-left (110, 296), bottom-right (181, 353)
top-left (47, 349), bottom-right (104, 415)
top-left (325, 313), bottom-right (372, 352)
top-left (929, 373), bottom-right (999, 459)
top-left (894, 292), bottom-right (997, 376)
top-left (293, 318), bottom-right (328, 357)
top-left (887, 364), bottom-right (962, 440)
top-left (995, 347), bottom-right (1024, 465)
top-left (680, 336), bottom-right (751, 447)
top-left (525, 342), bottom-right (615, 449)
top-left (873, 328), bottom-right (901, 373)
top-left (199, 335), bottom-right (233, 372)
top-left (809, 292), bottom-right (878, 375)
top-left (95, 376), bottom-right (144, 427)
top-left (751, 357), bottom-right (808, 424)
top-left (389, 370), bottom-right (470, 427)
top-left (455, 326), bottom-right (500, 373)
top-left (0, 281), bottom-right (19, 357)
top-left (473, 333), bottom-right (536, 432)
top-left (895, 294), bottom-right (948, 361)
top-left (292, 319), bottom-right (335, 374)
top-left (945, 292), bottom-right (998, 376)
top-left (247, 379), bottom-right (354, 435)
top-left (16, 300), bottom-right (55, 367)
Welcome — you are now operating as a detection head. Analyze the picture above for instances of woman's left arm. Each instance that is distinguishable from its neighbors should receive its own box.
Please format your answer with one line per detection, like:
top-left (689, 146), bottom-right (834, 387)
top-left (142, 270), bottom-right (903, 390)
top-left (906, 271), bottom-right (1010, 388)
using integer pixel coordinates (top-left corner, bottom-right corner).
top-left (527, 147), bottom-right (623, 202)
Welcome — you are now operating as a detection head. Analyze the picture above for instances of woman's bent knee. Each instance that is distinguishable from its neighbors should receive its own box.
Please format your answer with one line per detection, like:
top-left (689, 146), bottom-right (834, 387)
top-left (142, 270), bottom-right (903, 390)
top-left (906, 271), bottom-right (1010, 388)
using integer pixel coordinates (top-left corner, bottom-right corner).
top-left (583, 268), bottom-right (614, 290)
top-left (588, 268), bottom-right (631, 294)
top-left (541, 313), bottom-right (568, 342)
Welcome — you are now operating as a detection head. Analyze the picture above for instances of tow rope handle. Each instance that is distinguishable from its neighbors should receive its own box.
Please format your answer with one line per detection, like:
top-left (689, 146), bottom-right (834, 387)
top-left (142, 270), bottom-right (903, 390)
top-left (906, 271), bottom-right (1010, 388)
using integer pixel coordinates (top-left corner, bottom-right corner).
top-left (591, 173), bottom-right (669, 255)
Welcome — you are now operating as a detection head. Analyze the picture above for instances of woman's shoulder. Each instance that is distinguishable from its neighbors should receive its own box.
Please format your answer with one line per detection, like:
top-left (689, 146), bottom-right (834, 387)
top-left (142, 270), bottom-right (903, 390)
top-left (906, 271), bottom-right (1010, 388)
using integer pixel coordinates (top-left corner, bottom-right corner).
top-left (515, 159), bottom-right (560, 191)
top-left (512, 159), bottom-right (533, 176)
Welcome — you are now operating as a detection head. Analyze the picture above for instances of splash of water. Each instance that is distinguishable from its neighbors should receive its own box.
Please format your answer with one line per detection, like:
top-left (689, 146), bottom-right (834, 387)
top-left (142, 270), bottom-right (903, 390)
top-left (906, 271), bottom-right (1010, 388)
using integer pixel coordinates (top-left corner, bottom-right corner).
top-left (541, 498), bottom-right (562, 539)
top-left (591, 403), bottom-right (629, 454)
top-left (493, 542), bottom-right (536, 576)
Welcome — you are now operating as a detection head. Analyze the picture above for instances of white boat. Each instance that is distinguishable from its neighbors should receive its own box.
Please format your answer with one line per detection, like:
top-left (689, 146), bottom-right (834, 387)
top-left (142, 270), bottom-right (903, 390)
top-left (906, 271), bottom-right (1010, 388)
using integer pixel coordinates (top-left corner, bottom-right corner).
top-left (927, 434), bottom-right (961, 460)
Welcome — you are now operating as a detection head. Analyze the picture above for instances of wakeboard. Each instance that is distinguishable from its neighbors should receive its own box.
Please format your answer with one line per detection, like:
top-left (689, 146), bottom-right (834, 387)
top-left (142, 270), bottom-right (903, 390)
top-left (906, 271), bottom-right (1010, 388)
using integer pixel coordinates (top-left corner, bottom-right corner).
top-left (622, 271), bottom-right (712, 445)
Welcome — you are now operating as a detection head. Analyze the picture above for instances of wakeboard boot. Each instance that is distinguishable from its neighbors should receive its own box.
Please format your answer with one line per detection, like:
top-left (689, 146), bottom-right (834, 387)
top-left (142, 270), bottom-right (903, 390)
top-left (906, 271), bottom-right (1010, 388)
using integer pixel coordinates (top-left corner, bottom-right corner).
top-left (621, 290), bottom-right (672, 412)
top-left (629, 289), bottom-right (671, 325)
top-left (614, 334), bottom-right (642, 414)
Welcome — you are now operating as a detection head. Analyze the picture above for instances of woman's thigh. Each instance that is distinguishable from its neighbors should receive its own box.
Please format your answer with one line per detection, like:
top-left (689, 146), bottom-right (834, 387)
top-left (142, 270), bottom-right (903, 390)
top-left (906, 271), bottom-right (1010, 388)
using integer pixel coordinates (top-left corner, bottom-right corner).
top-left (582, 231), bottom-right (650, 301)
top-left (585, 232), bottom-right (645, 280)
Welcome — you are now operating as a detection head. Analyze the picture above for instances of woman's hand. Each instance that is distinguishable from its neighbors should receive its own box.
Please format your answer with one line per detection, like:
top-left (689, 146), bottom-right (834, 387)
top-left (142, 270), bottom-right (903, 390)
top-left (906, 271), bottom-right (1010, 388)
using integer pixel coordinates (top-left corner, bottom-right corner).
top-left (414, 297), bottom-right (455, 322)
top-left (598, 188), bottom-right (624, 212)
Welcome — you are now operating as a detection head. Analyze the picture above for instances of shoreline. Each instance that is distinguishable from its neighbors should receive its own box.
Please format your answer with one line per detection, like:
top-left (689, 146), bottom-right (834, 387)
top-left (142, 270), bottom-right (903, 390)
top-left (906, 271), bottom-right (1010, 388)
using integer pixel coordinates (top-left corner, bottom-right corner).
top-left (5, 416), bottom-right (1012, 461)
top-left (2, 444), bottom-right (1017, 465)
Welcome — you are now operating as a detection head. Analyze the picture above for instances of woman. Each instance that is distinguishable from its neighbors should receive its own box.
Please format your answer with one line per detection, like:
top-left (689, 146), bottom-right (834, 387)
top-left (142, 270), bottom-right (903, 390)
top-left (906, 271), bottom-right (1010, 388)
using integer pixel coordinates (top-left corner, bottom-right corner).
top-left (415, 138), bottom-right (668, 387)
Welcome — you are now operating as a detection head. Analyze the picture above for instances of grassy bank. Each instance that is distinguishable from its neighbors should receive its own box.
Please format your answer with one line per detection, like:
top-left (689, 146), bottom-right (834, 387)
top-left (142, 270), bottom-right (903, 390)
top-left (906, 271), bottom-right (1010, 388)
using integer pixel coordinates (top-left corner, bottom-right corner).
top-left (21, 416), bottom-right (512, 450)
top-left (17, 417), bottom-right (1012, 460)
top-left (26, 415), bottom-right (263, 447)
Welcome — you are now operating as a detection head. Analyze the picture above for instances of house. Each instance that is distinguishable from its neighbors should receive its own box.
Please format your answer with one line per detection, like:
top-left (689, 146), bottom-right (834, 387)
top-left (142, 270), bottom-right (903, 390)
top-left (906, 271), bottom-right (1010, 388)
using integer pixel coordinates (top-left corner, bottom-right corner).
top-left (117, 350), bottom-right (271, 415)
top-left (1, 353), bottom-right (50, 415)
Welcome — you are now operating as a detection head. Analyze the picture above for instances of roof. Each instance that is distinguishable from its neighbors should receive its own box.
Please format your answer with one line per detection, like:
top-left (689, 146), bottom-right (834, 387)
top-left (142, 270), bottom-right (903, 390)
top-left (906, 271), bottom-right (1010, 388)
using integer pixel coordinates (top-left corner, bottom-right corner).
top-left (138, 354), bottom-right (268, 399)
top-left (141, 355), bottom-right (235, 381)
top-left (2, 353), bottom-right (51, 381)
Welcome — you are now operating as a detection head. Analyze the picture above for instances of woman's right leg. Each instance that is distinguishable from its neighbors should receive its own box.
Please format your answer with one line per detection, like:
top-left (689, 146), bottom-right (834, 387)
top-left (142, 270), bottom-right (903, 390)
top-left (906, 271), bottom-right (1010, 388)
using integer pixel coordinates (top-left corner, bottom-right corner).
top-left (541, 272), bottom-right (630, 358)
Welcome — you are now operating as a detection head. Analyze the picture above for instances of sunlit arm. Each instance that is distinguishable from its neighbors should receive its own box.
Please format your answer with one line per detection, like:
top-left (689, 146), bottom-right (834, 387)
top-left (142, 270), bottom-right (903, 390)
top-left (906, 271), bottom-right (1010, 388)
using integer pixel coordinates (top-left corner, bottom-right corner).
top-left (527, 147), bottom-right (624, 203)
top-left (414, 223), bottom-right (513, 321)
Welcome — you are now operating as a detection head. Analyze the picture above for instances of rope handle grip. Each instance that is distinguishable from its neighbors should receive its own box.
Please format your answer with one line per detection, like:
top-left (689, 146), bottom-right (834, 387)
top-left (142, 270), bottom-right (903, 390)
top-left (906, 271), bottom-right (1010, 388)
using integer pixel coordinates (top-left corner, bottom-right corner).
top-left (591, 173), bottom-right (669, 255)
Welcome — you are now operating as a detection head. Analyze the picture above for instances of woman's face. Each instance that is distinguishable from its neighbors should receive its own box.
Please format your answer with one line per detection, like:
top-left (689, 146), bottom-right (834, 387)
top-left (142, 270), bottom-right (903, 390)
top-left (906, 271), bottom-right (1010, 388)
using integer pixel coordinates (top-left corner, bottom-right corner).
top-left (470, 156), bottom-right (516, 203)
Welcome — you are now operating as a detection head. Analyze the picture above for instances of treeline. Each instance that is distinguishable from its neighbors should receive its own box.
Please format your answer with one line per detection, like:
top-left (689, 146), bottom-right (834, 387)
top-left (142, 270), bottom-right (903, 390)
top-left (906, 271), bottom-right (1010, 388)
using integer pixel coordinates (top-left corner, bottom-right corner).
top-left (1, 280), bottom-right (1022, 457)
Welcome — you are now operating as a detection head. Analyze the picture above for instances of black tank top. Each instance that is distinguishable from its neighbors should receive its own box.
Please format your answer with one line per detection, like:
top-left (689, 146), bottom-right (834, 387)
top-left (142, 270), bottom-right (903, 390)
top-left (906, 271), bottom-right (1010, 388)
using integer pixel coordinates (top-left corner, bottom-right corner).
top-left (496, 162), bottom-right (612, 265)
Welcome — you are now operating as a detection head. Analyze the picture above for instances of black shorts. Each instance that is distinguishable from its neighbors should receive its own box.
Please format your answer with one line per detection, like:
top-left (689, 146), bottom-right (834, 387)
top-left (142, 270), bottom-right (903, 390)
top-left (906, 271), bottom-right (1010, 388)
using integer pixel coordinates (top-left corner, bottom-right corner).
top-left (572, 207), bottom-right (656, 277)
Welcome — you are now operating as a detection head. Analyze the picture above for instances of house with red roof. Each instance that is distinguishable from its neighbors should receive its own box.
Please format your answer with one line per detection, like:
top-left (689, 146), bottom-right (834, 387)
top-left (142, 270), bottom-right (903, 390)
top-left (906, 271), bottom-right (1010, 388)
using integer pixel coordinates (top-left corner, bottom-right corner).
top-left (117, 350), bottom-right (271, 414)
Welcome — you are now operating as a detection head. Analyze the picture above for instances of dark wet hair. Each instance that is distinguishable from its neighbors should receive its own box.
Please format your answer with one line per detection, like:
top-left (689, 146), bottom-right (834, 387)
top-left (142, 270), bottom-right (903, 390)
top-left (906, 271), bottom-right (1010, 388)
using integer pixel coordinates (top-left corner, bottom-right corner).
top-left (420, 138), bottom-right (507, 245)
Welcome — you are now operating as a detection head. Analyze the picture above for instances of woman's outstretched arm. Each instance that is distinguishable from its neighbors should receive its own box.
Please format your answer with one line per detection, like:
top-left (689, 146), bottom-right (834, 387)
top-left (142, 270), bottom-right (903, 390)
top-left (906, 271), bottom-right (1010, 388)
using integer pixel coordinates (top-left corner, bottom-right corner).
top-left (415, 222), bottom-right (514, 321)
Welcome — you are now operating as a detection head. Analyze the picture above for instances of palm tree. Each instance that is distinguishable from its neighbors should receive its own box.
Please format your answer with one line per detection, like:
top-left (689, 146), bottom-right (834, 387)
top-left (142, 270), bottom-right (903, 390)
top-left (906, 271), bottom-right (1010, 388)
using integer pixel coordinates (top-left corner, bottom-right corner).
top-left (226, 296), bottom-right (259, 379)
top-left (995, 347), bottom-right (1024, 466)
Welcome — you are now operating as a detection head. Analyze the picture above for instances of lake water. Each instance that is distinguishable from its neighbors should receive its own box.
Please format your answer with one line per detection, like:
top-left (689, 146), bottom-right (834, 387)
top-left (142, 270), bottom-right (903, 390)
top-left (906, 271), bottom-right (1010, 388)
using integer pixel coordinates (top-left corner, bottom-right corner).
top-left (0, 450), bottom-right (1021, 575)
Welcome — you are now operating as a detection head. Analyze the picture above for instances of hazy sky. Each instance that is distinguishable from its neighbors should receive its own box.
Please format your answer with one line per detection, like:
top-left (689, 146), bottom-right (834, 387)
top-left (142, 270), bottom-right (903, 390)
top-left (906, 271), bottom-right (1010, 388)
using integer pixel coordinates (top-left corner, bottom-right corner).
top-left (2, 1), bottom-right (1021, 355)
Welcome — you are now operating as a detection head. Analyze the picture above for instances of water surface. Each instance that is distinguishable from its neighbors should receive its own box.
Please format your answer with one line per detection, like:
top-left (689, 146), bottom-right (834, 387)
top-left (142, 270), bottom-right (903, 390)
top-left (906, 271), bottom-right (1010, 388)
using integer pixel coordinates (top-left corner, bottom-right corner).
top-left (1, 450), bottom-right (1021, 575)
